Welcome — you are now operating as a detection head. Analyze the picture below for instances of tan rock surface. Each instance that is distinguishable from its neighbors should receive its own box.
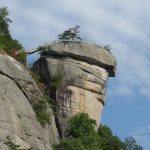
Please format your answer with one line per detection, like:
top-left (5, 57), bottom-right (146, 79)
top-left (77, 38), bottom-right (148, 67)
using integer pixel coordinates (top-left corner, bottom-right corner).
top-left (34, 42), bottom-right (116, 136)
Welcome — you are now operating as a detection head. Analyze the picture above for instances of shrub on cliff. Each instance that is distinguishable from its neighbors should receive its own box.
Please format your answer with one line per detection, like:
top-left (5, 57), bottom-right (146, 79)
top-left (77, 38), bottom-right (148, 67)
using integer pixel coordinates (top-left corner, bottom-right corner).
top-left (98, 125), bottom-right (123, 150)
top-left (0, 7), bottom-right (26, 66)
top-left (54, 112), bottom-right (143, 150)
top-left (65, 112), bottom-right (96, 138)
top-left (0, 7), bottom-right (11, 36)
top-left (57, 25), bottom-right (82, 42)
top-left (123, 137), bottom-right (143, 150)
top-left (103, 45), bottom-right (111, 52)
top-left (50, 72), bottom-right (64, 90)
top-left (4, 136), bottom-right (33, 150)
top-left (33, 100), bottom-right (50, 127)
top-left (15, 51), bottom-right (27, 66)
top-left (53, 112), bottom-right (102, 150)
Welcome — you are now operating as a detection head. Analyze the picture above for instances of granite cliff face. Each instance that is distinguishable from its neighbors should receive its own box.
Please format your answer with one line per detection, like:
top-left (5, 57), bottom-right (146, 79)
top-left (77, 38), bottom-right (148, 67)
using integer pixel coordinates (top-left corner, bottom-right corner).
top-left (0, 54), bottom-right (59, 150)
top-left (34, 42), bottom-right (116, 137)
top-left (0, 42), bottom-right (116, 149)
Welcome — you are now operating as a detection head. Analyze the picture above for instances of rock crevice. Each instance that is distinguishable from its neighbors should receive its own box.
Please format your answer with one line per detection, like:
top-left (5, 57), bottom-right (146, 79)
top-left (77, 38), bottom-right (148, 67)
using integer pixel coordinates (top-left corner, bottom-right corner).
top-left (0, 54), bottom-right (59, 150)
top-left (34, 42), bottom-right (116, 136)
top-left (0, 41), bottom-right (116, 149)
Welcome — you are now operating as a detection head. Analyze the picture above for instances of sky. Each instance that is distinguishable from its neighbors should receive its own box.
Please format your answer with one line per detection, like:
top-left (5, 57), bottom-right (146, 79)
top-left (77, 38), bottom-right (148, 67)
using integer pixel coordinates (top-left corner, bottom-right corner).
top-left (1, 0), bottom-right (150, 149)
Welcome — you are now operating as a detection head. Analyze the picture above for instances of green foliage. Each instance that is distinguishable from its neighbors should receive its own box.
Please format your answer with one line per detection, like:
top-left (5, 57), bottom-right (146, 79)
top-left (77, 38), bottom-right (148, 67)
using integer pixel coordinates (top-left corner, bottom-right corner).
top-left (16, 52), bottom-right (27, 66)
top-left (33, 100), bottom-right (50, 127)
top-left (38, 46), bottom-right (49, 57)
top-left (98, 125), bottom-right (123, 150)
top-left (66, 112), bottom-right (96, 138)
top-left (53, 138), bottom-right (85, 150)
top-left (123, 137), bottom-right (143, 150)
top-left (0, 7), bottom-right (26, 65)
top-left (58, 25), bottom-right (82, 42)
top-left (4, 136), bottom-right (22, 150)
top-left (4, 136), bottom-right (32, 150)
top-left (0, 43), bottom-right (6, 50)
top-left (0, 7), bottom-right (12, 36)
top-left (44, 95), bottom-right (55, 106)
top-left (50, 72), bottom-right (64, 90)
top-left (0, 7), bottom-right (22, 52)
top-left (103, 45), bottom-right (111, 52)
top-left (30, 71), bottom-right (42, 84)
top-left (54, 113), bottom-right (102, 150)
top-left (0, 34), bottom-right (23, 54)
top-left (81, 132), bottom-right (102, 150)
top-left (54, 113), bottom-right (143, 150)
top-left (54, 134), bottom-right (102, 150)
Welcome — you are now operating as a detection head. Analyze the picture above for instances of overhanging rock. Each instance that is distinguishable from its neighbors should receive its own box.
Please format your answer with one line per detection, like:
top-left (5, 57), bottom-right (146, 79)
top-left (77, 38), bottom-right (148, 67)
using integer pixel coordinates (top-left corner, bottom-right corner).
top-left (34, 41), bottom-right (117, 137)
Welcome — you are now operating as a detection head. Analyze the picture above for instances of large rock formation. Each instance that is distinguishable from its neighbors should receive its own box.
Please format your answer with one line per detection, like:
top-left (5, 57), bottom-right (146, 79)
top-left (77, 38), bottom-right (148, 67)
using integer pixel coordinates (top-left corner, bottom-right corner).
top-left (0, 41), bottom-right (116, 149)
top-left (34, 42), bottom-right (116, 137)
top-left (0, 54), bottom-right (59, 150)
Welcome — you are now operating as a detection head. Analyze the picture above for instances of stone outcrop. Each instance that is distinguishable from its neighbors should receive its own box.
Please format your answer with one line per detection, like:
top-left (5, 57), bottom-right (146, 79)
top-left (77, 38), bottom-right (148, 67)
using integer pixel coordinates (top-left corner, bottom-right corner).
top-left (34, 42), bottom-right (116, 137)
top-left (0, 41), bottom-right (116, 149)
top-left (0, 54), bottom-right (59, 150)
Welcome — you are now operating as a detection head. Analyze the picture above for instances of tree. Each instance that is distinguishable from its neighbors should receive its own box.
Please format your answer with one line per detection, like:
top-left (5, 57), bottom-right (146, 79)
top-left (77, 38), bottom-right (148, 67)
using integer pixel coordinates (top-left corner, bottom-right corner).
top-left (57, 25), bottom-right (82, 42)
top-left (0, 7), bottom-right (26, 66)
top-left (0, 7), bottom-right (12, 36)
top-left (123, 137), bottom-right (143, 150)
top-left (54, 113), bottom-right (143, 150)
top-left (98, 125), bottom-right (124, 150)
top-left (53, 138), bottom-right (85, 150)
top-left (54, 112), bottom-right (102, 150)
top-left (0, 7), bottom-right (22, 52)
top-left (103, 45), bottom-right (111, 52)
top-left (65, 112), bottom-right (96, 138)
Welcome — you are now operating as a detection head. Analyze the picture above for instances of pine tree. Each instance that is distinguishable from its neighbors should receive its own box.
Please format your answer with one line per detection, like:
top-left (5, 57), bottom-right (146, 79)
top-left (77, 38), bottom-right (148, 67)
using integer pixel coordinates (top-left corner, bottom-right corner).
top-left (57, 25), bottom-right (82, 42)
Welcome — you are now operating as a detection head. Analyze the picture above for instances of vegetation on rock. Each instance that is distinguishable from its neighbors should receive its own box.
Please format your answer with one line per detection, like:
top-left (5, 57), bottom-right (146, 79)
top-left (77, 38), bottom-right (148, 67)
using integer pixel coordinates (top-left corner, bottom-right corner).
top-left (30, 70), bottom-right (43, 84)
top-left (4, 136), bottom-right (32, 150)
top-left (123, 137), bottom-right (143, 150)
top-left (29, 70), bottom-right (62, 127)
top-left (98, 125), bottom-right (123, 150)
top-left (0, 7), bottom-right (12, 36)
top-left (33, 100), bottom-right (50, 127)
top-left (57, 25), bottom-right (82, 42)
top-left (54, 112), bottom-right (143, 150)
top-left (50, 72), bottom-right (64, 90)
top-left (103, 44), bottom-right (112, 52)
top-left (0, 7), bottom-right (26, 66)
top-left (65, 113), bottom-right (96, 138)
top-left (16, 51), bottom-right (27, 66)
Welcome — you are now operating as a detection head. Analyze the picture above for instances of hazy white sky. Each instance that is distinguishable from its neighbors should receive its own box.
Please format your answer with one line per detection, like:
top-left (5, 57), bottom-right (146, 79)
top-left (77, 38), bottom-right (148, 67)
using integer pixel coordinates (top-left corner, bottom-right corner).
top-left (1, 0), bottom-right (150, 149)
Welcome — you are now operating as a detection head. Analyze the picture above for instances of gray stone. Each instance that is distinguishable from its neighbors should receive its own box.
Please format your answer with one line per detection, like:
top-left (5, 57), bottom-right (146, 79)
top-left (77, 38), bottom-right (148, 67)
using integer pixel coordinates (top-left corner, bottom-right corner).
top-left (0, 54), bottom-right (59, 150)
top-left (45, 42), bottom-right (116, 76)
top-left (34, 42), bottom-right (117, 136)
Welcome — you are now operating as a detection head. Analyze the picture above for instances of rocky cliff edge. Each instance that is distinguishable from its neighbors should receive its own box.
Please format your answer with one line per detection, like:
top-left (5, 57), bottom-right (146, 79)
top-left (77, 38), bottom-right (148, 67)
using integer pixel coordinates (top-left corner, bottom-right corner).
top-left (0, 54), bottom-right (59, 150)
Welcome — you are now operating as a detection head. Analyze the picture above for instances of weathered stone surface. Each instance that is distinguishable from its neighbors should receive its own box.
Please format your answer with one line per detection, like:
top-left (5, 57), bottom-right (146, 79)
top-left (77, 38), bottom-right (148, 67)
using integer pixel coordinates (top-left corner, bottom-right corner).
top-left (45, 42), bottom-right (116, 76)
top-left (0, 54), bottom-right (59, 150)
top-left (34, 42), bottom-right (116, 136)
